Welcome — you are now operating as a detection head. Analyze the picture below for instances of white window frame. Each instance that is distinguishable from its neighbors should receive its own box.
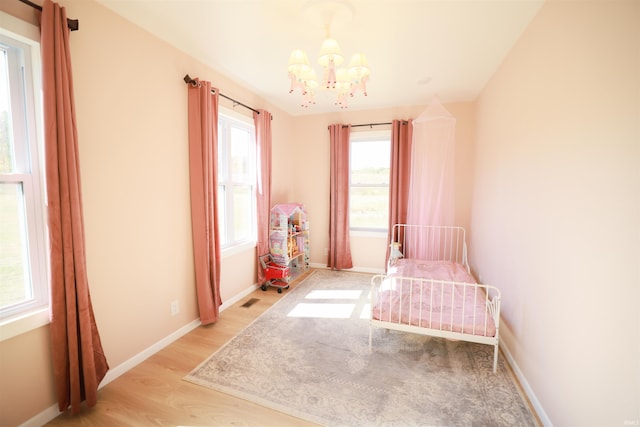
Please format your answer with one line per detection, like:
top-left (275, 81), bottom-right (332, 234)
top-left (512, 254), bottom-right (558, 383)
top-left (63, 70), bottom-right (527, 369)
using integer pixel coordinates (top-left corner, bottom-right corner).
top-left (0, 12), bottom-right (49, 341)
top-left (217, 107), bottom-right (257, 256)
top-left (349, 129), bottom-right (391, 235)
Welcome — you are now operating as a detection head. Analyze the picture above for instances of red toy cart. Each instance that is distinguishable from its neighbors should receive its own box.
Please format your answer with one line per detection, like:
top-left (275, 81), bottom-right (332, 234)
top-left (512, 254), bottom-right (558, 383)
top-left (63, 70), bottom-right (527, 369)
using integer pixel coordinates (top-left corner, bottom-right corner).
top-left (259, 254), bottom-right (290, 293)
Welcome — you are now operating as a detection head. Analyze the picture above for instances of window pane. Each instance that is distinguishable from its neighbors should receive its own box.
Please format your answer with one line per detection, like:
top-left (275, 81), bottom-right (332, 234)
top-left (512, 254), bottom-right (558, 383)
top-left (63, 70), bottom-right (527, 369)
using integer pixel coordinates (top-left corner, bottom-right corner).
top-left (0, 24), bottom-right (48, 326)
top-left (0, 49), bottom-right (15, 174)
top-left (350, 186), bottom-right (389, 229)
top-left (351, 166), bottom-right (390, 185)
top-left (217, 111), bottom-right (256, 249)
top-left (0, 182), bottom-right (32, 309)
top-left (233, 185), bottom-right (252, 241)
top-left (349, 135), bottom-right (390, 230)
top-left (217, 185), bottom-right (228, 245)
top-left (217, 124), bottom-right (227, 182)
top-left (351, 139), bottom-right (389, 185)
top-left (231, 126), bottom-right (251, 182)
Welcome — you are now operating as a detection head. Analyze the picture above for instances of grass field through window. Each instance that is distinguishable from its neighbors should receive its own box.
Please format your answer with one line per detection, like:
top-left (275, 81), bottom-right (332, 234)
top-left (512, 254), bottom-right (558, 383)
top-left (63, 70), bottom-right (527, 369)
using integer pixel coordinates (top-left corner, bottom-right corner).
top-left (0, 183), bottom-right (29, 308)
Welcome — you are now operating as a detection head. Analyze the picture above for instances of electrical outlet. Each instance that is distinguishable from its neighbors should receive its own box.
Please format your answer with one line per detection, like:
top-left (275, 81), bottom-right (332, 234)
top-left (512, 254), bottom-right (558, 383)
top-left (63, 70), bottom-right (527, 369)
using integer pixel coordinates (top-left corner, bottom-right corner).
top-left (170, 300), bottom-right (179, 316)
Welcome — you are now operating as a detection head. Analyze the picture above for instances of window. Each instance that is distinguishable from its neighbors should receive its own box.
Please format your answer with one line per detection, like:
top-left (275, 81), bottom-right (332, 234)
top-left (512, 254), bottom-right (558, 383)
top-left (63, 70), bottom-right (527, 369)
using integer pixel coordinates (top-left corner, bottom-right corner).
top-left (349, 130), bottom-right (391, 232)
top-left (217, 109), bottom-right (257, 251)
top-left (0, 20), bottom-right (48, 329)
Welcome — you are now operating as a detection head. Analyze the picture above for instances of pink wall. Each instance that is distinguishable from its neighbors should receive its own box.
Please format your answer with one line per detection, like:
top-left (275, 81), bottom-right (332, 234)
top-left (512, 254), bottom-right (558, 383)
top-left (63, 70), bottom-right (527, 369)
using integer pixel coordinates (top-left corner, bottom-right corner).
top-left (472, 0), bottom-right (639, 425)
top-left (288, 102), bottom-right (477, 272)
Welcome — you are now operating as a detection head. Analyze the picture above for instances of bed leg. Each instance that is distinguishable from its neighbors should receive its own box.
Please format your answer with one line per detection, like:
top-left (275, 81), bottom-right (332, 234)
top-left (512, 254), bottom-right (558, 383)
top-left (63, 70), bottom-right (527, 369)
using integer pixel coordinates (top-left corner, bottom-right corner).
top-left (493, 344), bottom-right (499, 373)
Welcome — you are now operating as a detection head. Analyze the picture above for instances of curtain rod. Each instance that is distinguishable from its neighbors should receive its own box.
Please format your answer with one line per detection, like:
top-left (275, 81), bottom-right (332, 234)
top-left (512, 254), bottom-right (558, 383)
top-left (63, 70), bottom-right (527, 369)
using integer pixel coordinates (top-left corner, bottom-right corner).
top-left (343, 121), bottom-right (408, 129)
top-left (183, 74), bottom-right (260, 115)
top-left (348, 122), bottom-right (391, 128)
top-left (17, 0), bottom-right (79, 31)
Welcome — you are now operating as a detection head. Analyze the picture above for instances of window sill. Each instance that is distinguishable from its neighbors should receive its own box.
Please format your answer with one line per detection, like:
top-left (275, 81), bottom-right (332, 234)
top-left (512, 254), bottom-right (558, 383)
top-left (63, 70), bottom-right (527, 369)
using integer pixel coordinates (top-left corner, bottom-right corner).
top-left (0, 307), bottom-right (50, 342)
top-left (221, 240), bottom-right (257, 258)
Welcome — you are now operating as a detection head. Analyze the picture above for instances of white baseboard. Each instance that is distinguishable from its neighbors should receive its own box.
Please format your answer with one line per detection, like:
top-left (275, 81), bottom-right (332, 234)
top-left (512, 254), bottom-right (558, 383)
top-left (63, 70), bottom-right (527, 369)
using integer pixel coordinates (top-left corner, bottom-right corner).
top-left (221, 283), bottom-right (260, 309)
top-left (19, 285), bottom-right (264, 427)
top-left (100, 319), bottom-right (202, 386)
top-left (499, 336), bottom-right (553, 426)
top-left (308, 262), bottom-right (385, 275)
top-left (19, 404), bottom-right (61, 427)
top-left (101, 283), bottom-right (258, 388)
top-left (21, 318), bottom-right (202, 427)
top-left (308, 262), bottom-right (327, 269)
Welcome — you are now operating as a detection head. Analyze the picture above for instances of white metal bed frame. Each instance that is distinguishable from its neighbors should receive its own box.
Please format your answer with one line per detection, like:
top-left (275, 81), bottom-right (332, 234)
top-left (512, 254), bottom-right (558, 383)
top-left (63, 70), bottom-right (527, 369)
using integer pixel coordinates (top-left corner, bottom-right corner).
top-left (370, 224), bottom-right (502, 372)
top-left (387, 224), bottom-right (469, 270)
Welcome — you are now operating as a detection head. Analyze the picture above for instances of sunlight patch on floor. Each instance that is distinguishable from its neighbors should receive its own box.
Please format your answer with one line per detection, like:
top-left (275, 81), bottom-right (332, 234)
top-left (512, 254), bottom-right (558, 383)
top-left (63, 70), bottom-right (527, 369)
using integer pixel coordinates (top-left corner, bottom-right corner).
top-left (287, 303), bottom-right (356, 318)
top-left (304, 289), bottom-right (363, 300)
top-left (360, 303), bottom-right (371, 320)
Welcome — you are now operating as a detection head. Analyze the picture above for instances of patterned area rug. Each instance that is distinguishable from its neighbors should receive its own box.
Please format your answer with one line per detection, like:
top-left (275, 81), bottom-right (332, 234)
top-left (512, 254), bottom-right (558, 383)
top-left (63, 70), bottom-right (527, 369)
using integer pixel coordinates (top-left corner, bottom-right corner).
top-left (185, 269), bottom-right (537, 426)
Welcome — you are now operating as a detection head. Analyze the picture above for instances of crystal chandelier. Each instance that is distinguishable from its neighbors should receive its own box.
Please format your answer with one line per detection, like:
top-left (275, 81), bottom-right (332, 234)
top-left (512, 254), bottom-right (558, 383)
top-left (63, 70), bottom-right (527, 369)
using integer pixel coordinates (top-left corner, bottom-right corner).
top-left (287, 26), bottom-right (370, 109)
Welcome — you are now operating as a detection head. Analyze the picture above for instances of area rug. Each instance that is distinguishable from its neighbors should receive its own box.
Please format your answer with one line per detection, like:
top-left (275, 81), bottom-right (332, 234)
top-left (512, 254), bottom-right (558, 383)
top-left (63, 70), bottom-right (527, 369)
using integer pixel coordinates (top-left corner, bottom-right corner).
top-left (185, 269), bottom-right (537, 426)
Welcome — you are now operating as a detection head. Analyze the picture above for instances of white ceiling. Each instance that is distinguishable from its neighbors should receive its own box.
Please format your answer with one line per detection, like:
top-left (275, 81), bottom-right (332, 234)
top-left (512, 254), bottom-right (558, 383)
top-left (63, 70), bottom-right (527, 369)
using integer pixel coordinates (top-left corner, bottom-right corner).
top-left (94, 0), bottom-right (545, 116)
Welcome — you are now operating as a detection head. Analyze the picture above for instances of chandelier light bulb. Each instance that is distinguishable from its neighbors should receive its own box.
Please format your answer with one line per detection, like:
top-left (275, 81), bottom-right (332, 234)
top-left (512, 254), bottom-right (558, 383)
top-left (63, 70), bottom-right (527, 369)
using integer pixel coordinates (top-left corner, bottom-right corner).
top-left (347, 53), bottom-right (370, 78)
top-left (288, 35), bottom-right (368, 108)
top-left (287, 49), bottom-right (311, 75)
top-left (318, 38), bottom-right (344, 67)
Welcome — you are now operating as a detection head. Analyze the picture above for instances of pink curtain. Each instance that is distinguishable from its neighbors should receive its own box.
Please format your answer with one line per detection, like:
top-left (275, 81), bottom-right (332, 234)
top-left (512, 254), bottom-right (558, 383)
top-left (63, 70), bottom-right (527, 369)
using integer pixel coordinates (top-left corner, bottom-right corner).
top-left (254, 110), bottom-right (272, 283)
top-left (187, 78), bottom-right (222, 325)
top-left (41, 0), bottom-right (109, 414)
top-left (406, 99), bottom-right (456, 259)
top-left (328, 124), bottom-right (353, 269)
top-left (386, 119), bottom-right (413, 263)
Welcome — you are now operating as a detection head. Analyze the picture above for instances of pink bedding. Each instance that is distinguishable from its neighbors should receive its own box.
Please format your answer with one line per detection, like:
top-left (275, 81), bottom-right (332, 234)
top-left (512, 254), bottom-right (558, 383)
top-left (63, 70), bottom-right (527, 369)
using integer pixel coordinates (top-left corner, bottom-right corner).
top-left (388, 259), bottom-right (476, 283)
top-left (373, 259), bottom-right (497, 337)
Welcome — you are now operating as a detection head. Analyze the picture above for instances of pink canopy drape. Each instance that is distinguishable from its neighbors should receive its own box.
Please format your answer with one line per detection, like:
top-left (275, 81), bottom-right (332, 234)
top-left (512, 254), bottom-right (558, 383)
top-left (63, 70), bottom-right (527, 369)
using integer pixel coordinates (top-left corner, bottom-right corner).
top-left (254, 110), bottom-right (272, 284)
top-left (328, 124), bottom-right (353, 270)
top-left (406, 99), bottom-right (456, 259)
top-left (386, 119), bottom-right (413, 264)
top-left (187, 78), bottom-right (222, 325)
top-left (41, 0), bottom-right (109, 414)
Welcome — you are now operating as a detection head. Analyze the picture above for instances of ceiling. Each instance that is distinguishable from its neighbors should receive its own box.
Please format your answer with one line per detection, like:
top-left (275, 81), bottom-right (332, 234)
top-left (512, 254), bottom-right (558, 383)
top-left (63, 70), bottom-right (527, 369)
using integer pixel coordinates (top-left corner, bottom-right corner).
top-left (94, 0), bottom-right (545, 116)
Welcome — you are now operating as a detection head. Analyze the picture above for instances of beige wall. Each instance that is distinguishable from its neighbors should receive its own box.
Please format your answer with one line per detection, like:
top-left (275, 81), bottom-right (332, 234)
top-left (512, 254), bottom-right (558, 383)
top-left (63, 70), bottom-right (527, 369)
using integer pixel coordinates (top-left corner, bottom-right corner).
top-left (291, 102), bottom-right (477, 272)
top-left (472, 0), bottom-right (639, 425)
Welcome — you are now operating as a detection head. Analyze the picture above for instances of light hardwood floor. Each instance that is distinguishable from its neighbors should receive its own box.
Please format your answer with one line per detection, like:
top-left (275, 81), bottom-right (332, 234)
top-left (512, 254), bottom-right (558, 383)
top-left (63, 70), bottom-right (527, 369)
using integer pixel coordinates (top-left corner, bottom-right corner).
top-left (45, 268), bottom-right (540, 427)
top-left (46, 270), bottom-right (318, 427)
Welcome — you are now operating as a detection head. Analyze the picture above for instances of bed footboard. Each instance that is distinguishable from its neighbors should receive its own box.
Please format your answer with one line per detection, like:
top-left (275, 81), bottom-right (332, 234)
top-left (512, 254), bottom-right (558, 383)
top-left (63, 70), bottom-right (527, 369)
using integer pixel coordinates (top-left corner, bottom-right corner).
top-left (369, 274), bottom-right (501, 372)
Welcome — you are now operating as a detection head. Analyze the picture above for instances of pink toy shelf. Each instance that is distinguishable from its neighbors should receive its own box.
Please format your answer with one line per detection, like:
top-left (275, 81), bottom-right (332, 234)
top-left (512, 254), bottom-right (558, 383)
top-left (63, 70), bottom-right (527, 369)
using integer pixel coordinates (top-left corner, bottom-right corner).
top-left (262, 203), bottom-right (309, 293)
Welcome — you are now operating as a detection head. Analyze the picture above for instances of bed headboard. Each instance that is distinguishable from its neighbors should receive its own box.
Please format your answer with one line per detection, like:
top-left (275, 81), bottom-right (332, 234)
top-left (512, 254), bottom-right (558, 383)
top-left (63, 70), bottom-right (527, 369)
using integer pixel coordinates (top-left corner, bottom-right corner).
top-left (391, 224), bottom-right (469, 268)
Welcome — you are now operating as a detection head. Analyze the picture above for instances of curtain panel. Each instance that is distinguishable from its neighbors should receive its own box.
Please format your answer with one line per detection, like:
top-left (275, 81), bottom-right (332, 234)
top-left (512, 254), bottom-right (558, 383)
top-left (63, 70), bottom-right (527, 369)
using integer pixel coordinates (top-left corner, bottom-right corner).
top-left (386, 119), bottom-right (413, 264)
top-left (41, 0), bottom-right (109, 414)
top-left (254, 110), bottom-right (272, 284)
top-left (187, 78), bottom-right (222, 325)
top-left (328, 124), bottom-right (353, 270)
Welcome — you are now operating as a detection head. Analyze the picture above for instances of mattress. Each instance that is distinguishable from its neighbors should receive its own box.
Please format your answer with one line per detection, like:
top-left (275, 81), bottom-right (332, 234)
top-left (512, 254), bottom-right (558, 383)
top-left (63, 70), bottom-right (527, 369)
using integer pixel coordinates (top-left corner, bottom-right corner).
top-left (388, 258), bottom-right (475, 283)
top-left (373, 259), bottom-right (497, 337)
